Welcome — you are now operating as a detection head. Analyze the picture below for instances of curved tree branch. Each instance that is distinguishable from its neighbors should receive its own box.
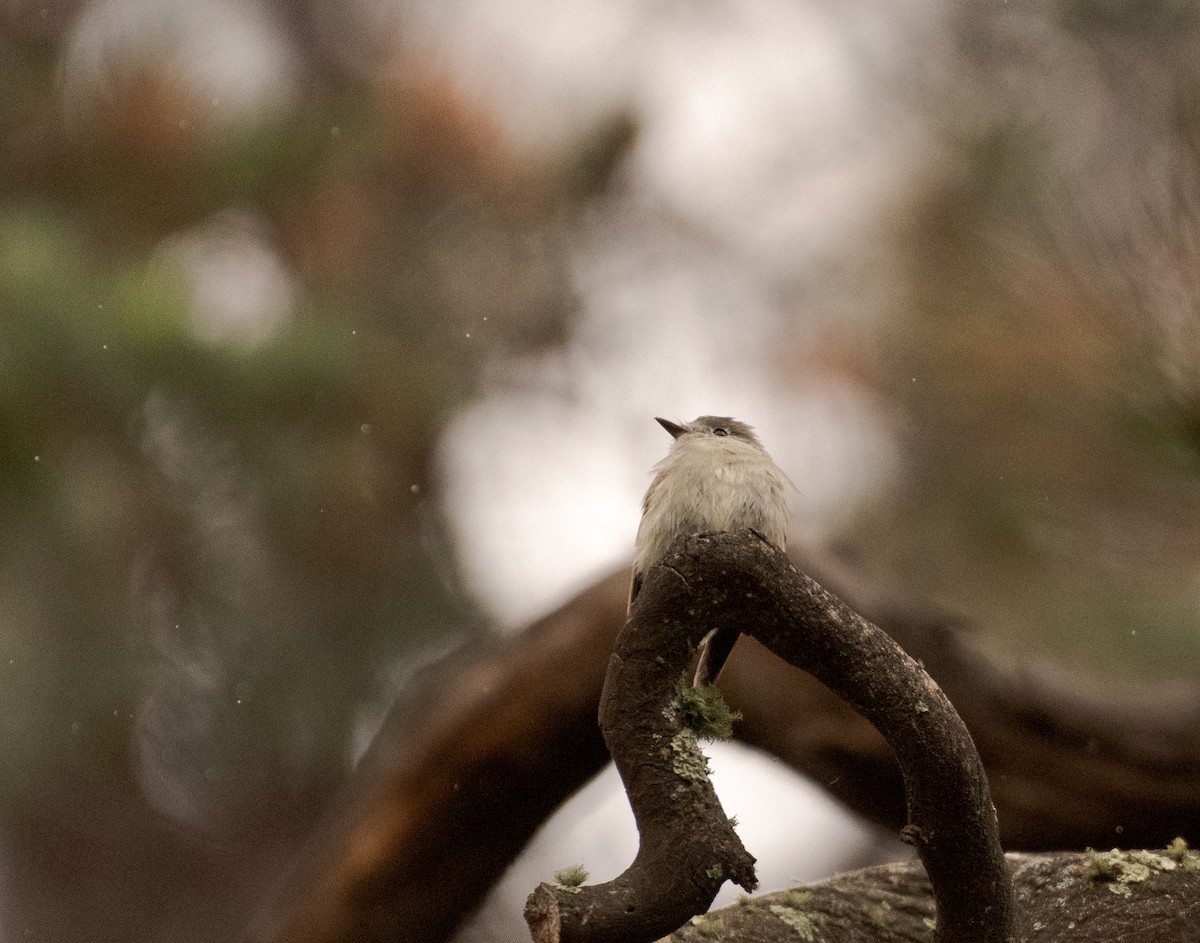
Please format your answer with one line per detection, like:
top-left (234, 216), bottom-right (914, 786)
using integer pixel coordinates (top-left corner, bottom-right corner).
top-left (251, 544), bottom-right (1200, 943)
top-left (246, 574), bottom-right (624, 943)
top-left (525, 531), bottom-right (1013, 943)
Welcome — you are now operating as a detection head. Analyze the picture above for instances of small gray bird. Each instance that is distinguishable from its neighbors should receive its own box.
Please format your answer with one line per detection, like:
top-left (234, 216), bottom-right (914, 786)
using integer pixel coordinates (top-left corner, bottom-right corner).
top-left (629, 416), bottom-right (791, 687)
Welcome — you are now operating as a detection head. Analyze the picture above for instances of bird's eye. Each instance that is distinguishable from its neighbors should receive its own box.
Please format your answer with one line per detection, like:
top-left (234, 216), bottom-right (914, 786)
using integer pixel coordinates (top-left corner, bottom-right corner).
top-left (713, 428), bottom-right (728, 437)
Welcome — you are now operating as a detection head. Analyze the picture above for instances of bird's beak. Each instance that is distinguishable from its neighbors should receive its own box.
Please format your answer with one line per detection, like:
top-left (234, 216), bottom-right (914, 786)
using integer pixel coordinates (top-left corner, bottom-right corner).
top-left (656, 417), bottom-right (688, 439)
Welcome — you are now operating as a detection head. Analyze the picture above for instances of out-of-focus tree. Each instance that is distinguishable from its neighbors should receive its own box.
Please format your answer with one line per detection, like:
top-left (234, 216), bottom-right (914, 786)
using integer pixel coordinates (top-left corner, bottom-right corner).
top-left (5, 1), bottom-right (1200, 942)
top-left (0, 2), bottom-right (620, 939)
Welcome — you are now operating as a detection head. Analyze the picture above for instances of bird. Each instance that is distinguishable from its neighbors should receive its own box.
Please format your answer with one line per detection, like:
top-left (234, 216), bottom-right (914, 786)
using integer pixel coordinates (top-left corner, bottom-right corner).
top-left (629, 415), bottom-right (791, 687)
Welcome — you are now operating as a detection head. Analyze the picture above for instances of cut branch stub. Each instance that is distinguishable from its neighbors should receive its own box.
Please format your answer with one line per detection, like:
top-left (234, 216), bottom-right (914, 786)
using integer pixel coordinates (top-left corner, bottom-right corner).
top-left (525, 530), bottom-right (1013, 943)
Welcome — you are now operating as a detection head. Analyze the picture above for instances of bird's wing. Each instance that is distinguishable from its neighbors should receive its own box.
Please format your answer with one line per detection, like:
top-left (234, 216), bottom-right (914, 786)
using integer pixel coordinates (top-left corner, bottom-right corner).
top-left (692, 625), bottom-right (740, 687)
top-left (627, 567), bottom-right (642, 616)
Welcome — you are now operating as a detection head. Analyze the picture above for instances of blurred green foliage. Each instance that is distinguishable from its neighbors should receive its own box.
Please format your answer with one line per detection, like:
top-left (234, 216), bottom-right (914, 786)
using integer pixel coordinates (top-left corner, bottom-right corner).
top-left (0, 193), bottom-right (469, 796)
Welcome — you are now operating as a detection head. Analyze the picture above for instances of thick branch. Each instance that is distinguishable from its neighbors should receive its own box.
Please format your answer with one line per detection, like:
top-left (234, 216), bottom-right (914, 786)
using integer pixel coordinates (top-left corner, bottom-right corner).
top-left (526, 532), bottom-right (1012, 943)
top-left (250, 545), bottom-right (1200, 943)
top-left (246, 574), bottom-right (625, 943)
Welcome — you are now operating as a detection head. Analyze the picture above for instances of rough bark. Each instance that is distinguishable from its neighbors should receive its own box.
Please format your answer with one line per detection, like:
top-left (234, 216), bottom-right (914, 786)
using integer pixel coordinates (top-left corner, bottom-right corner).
top-left (664, 847), bottom-right (1200, 943)
top-left (525, 531), bottom-right (1011, 943)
